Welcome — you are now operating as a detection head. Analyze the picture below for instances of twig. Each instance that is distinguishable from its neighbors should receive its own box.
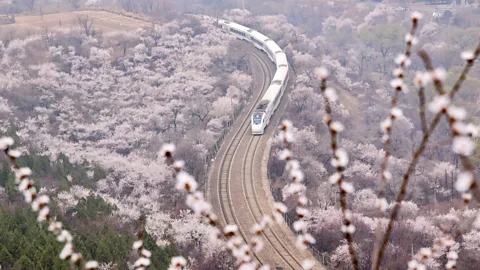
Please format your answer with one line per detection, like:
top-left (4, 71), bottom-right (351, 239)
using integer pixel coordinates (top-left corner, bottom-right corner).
top-left (373, 40), bottom-right (479, 270)
top-left (316, 68), bottom-right (359, 270)
top-left (278, 120), bottom-right (317, 270)
top-left (372, 11), bottom-right (420, 269)
top-left (132, 216), bottom-right (152, 269)
top-left (0, 137), bottom-right (99, 270)
top-left (417, 85), bottom-right (428, 135)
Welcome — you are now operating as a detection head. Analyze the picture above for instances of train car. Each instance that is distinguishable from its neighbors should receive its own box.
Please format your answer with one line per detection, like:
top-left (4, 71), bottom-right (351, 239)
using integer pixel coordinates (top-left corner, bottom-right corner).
top-left (264, 40), bottom-right (282, 63)
top-left (218, 20), bottom-right (251, 41)
top-left (251, 84), bottom-right (283, 135)
top-left (216, 18), bottom-right (289, 135)
top-left (275, 51), bottom-right (288, 69)
top-left (248, 30), bottom-right (268, 53)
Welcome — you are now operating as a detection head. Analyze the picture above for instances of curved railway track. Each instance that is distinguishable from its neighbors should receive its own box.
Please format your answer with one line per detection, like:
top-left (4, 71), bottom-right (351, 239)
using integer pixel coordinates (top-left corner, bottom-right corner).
top-left (209, 49), bottom-right (313, 269)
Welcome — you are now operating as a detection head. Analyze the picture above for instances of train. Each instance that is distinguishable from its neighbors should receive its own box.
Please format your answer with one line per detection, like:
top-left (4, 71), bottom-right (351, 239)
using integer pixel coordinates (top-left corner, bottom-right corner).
top-left (216, 19), bottom-right (289, 135)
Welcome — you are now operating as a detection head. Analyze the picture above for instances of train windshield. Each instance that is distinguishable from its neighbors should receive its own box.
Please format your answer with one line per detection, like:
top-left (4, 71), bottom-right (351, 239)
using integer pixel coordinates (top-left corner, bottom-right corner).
top-left (253, 113), bottom-right (263, 125)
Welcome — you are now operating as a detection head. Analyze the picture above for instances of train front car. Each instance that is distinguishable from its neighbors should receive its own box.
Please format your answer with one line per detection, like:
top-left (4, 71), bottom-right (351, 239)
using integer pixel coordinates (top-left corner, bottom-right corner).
top-left (251, 101), bottom-right (269, 135)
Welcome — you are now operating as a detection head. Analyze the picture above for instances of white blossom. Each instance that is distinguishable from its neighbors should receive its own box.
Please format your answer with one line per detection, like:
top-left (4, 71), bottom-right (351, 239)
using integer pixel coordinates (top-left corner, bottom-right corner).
top-left (315, 67), bottom-right (329, 79)
top-left (452, 136), bottom-right (475, 156)
top-left (446, 261), bottom-right (456, 269)
top-left (170, 256), bottom-right (187, 267)
top-left (390, 107), bottom-right (403, 118)
top-left (340, 182), bottom-right (354, 193)
top-left (461, 51), bottom-right (475, 61)
top-left (160, 143), bottom-right (176, 157)
top-left (289, 169), bottom-right (305, 183)
top-left (296, 207), bottom-right (310, 218)
top-left (465, 123), bottom-right (479, 138)
top-left (376, 198), bottom-right (389, 212)
top-left (393, 68), bottom-right (404, 78)
top-left (274, 202), bottom-right (288, 213)
top-left (302, 259), bottom-right (315, 270)
top-left (173, 160), bottom-right (185, 170)
top-left (0, 137), bottom-right (14, 150)
top-left (331, 148), bottom-right (348, 168)
top-left (394, 54), bottom-right (411, 67)
top-left (414, 72), bottom-right (432, 87)
top-left (380, 118), bottom-right (392, 133)
top-left (298, 196), bottom-right (308, 206)
top-left (330, 121), bottom-right (344, 132)
top-left (251, 236), bottom-right (264, 252)
top-left (408, 260), bottom-right (419, 269)
top-left (383, 170), bottom-right (392, 180)
top-left (224, 224), bottom-right (239, 235)
top-left (285, 160), bottom-right (300, 171)
top-left (431, 67), bottom-right (447, 82)
top-left (48, 221), bottom-right (63, 233)
top-left (85, 261), bottom-right (99, 269)
top-left (57, 230), bottom-right (73, 243)
top-left (462, 192), bottom-right (472, 202)
top-left (411, 11), bottom-right (423, 20)
top-left (341, 224), bottom-right (356, 234)
top-left (328, 173), bottom-right (341, 184)
top-left (175, 171), bottom-right (198, 192)
top-left (16, 167), bottom-right (32, 180)
top-left (405, 33), bottom-right (418, 45)
top-left (325, 87), bottom-right (338, 102)
top-left (418, 247), bottom-right (432, 260)
top-left (7, 149), bottom-right (21, 158)
top-left (447, 251), bottom-right (458, 261)
top-left (59, 243), bottom-right (74, 260)
top-left (452, 122), bottom-right (467, 135)
top-left (132, 240), bottom-right (143, 250)
top-left (37, 206), bottom-right (50, 222)
top-left (278, 131), bottom-right (294, 143)
top-left (278, 149), bottom-right (293, 161)
top-left (293, 220), bottom-right (307, 232)
top-left (141, 248), bottom-right (152, 258)
top-left (134, 257), bottom-right (151, 267)
top-left (428, 95), bottom-right (450, 113)
top-left (281, 120), bottom-right (293, 131)
top-left (454, 172), bottom-right (473, 192)
top-left (447, 106), bottom-right (466, 121)
top-left (390, 78), bottom-right (406, 91)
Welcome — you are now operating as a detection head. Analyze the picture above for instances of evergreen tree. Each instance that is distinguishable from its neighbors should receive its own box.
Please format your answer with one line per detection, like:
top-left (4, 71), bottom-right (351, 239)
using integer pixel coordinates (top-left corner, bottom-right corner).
top-left (12, 255), bottom-right (35, 270)
top-left (0, 247), bottom-right (14, 269)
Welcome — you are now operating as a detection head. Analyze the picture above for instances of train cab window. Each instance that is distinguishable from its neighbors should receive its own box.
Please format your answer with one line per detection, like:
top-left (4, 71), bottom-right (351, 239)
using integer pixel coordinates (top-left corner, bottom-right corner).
top-left (253, 113), bottom-right (263, 125)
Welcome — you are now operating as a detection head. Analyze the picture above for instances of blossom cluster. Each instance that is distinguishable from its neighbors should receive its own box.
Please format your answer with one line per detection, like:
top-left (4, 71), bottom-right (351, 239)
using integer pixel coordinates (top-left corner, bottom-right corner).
top-left (377, 11), bottom-right (422, 216)
top-left (0, 137), bottom-right (99, 270)
top-left (278, 120), bottom-right (316, 270)
top-left (408, 236), bottom-right (457, 270)
top-left (316, 67), bottom-right (359, 269)
top-left (132, 230), bottom-right (153, 269)
top-left (161, 143), bottom-right (275, 269)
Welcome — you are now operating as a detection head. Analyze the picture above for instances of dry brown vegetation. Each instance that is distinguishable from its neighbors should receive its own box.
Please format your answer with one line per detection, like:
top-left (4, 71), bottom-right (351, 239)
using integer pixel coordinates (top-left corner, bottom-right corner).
top-left (0, 10), bottom-right (151, 39)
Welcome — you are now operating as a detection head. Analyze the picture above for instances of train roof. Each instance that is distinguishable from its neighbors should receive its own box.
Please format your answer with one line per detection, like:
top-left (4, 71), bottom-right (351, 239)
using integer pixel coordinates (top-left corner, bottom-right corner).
top-left (275, 53), bottom-right (288, 68)
top-left (249, 30), bottom-right (268, 42)
top-left (255, 100), bottom-right (270, 113)
top-left (264, 40), bottom-right (282, 54)
top-left (272, 66), bottom-right (288, 84)
top-left (224, 21), bottom-right (250, 32)
top-left (262, 84), bottom-right (282, 103)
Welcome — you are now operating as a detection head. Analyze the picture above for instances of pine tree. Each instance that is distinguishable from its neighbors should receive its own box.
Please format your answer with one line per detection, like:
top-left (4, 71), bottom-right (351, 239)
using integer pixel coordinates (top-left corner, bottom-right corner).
top-left (12, 255), bottom-right (35, 270)
top-left (0, 247), bottom-right (14, 268)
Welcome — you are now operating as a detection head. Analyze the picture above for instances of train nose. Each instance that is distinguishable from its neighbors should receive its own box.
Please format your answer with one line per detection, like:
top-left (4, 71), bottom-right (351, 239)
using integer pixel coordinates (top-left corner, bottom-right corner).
top-left (252, 125), bottom-right (264, 135)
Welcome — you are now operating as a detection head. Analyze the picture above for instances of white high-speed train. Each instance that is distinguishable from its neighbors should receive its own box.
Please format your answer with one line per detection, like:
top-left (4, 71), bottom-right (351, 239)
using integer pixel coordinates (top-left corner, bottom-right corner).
top-left (217, 19), bottom-right (289, 135)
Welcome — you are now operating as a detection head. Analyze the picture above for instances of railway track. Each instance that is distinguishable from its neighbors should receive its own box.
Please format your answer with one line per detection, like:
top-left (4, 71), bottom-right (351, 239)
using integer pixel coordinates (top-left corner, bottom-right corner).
top-left (209, 50), bottom-right (311, 269)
